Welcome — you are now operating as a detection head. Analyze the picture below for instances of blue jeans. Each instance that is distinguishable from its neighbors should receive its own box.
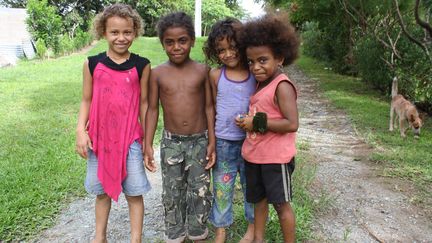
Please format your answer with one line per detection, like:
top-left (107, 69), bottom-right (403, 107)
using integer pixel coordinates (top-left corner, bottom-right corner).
top-left (210, 138), bottom-right (254, 227)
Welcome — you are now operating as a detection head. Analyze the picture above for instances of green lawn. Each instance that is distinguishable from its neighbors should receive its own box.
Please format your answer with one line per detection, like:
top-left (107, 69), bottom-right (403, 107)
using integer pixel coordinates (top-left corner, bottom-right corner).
top-left (0, 37), bottom-right (318, 241)
top-left (297, 56), bottom-right (432, 205)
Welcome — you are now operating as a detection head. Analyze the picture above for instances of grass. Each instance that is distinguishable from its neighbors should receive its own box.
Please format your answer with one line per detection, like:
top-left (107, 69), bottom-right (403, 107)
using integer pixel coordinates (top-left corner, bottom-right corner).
top-left (296, 55), bottom-right (432, 204)
top-left (0, 37), bottom-right (318, 242)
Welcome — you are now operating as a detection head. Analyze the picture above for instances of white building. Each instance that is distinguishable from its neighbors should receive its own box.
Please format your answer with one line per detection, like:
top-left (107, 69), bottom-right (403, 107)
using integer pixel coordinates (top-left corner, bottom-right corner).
top-left (0, 8), bottom-right (36, 67)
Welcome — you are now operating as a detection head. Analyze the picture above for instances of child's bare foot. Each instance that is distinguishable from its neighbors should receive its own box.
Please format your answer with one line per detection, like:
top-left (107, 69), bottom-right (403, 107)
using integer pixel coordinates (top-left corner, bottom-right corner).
top-left (239, 223), bottom-right (255, 243)
top-left (214, 227), bottom-right (226, 243)
top-left (91, 238), bottom-right (107, 243)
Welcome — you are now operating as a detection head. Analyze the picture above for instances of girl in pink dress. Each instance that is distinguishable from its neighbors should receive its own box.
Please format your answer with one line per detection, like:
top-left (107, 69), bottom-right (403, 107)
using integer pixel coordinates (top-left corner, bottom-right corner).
top-left (75, 4), bottom-right (151, 242)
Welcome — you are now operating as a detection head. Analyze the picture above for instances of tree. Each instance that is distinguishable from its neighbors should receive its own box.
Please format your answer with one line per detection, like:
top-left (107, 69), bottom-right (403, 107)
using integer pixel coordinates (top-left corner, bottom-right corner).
top-left (26, 0), bottom-right (62, 54)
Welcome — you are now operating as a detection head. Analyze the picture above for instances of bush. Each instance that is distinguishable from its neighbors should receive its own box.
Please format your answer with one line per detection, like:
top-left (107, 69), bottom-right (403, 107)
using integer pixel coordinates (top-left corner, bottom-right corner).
top-left (301, 21), bottom-right (327, 61)
top-left (35, 39), bottom-right (47, 59)
top-left (73, 28), bottom-right (92, 50)
top-left (59, 35), bottom-right (74, 55)
top-left (354, 35), bottom-right (391, 93)
top-left (26, 0), bottom-right (62, 55)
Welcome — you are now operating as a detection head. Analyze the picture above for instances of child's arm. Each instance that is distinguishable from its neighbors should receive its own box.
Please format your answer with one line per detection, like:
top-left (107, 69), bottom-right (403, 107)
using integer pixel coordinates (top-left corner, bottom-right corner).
top-left (139, 64), bottom-right (151, 152)
top-left (268, 81), bottom-right (299, 133)
top-left (238, 81), bottom-right (298, 133)
top-left (204, 67), bottom-right (216, 169)
top-left (144, 68), bottom-right (159, 172)
top-left (75, 61), bottom-right (93, 159)
top-left (209, 68), bottom-right (221, 105)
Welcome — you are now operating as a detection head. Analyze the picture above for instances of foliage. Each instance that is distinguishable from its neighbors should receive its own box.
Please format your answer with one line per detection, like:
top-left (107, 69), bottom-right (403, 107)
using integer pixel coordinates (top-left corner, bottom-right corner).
top-left (35, 39), bottom-right (47, 59)
top-left (26, 0), bottom-right (62, 54)
top-left (264, 0), bottom-right (432, 110)
top-left (124, 0), bottom-right (243, 36)
top-left (354, 34), bottom-right (391, 93)
top-left (201, 0), bottom-right (237, 35)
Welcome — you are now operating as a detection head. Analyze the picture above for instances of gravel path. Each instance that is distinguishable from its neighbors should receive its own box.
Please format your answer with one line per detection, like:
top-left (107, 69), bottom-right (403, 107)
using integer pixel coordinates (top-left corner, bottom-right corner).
top-left (290, 65), bottom-right (432, 242)
top-left (35, 150), bottom-right (165, 243)
top-left (35, 65), bottom-right (432, 242)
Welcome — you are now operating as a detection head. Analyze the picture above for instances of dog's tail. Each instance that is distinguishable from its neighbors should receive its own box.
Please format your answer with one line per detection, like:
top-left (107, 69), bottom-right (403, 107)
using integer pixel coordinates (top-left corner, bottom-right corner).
top-left (391, 76), bottom-right (398, 98)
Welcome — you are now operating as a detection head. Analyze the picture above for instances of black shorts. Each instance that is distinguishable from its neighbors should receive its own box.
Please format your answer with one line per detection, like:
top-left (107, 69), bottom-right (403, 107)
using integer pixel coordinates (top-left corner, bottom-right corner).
top-left (245, 158), bottom-right (295, 204)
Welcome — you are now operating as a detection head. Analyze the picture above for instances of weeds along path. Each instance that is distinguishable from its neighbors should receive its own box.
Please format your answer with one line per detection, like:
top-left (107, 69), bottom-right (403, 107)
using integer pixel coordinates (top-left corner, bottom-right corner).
top-left (291, 65), bottom-right (432, 242)
top-left (35, 150), bottom-right (165, 242)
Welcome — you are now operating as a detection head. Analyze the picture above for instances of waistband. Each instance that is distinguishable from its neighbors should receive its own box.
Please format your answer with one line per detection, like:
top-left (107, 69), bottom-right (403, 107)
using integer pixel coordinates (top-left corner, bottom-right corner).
top-left (163, 129), bottom-right (208, 140)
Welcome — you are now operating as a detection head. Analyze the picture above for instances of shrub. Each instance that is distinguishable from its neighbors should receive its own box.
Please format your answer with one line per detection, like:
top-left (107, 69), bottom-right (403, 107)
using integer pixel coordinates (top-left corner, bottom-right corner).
top-left (354, 34), bottom-right (391, 93)
top-left (35, 39), bottom-right (47, 59)
top-left (301, 21), bottom-right (327, 61)
top-left (26, 0), bottom-right (62, 55)
top-left (59, 35), bottom-right (74, 55)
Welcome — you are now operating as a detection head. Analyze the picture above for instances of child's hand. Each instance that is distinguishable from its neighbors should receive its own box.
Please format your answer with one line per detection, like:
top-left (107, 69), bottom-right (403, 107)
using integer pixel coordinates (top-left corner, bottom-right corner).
top-left (205, 145), bottom-right (216, 170)
top-left (236, 115), bottom-right (254, 132)
top-left (144, 146), bottom-right (157, 172)
top-left (75, 130), bottom-right (92, 159)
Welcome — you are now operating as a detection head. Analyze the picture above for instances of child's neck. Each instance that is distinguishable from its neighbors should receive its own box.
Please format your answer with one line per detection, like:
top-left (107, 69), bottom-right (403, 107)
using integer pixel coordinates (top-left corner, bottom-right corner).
top-left (257, 69), bottom-right (283, 91)
top-left (106, 50), bottom-right (130, 64)
top-left (168, 57), bottom-right (192, 67)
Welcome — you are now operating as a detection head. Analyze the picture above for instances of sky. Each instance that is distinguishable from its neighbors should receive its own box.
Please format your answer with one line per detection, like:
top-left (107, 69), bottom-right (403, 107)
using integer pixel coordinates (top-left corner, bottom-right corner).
top-left (239, 0), bottom-right (265, 18)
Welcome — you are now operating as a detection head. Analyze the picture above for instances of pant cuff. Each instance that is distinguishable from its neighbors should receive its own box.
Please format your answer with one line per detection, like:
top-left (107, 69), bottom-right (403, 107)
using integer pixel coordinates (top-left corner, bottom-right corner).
top-left (165, 234), bottom-right (186, 243)
top-left (188, 228), bottom-right (209, 241)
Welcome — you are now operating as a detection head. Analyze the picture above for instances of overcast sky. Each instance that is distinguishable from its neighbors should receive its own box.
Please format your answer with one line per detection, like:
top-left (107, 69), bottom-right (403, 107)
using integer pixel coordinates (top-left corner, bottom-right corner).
top-left (240, 0), bottom-right (265, 18)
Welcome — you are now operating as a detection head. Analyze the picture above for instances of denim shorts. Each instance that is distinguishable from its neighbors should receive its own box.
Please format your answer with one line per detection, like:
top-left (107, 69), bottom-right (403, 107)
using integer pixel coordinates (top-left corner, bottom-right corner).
top-left (85, 140), bottom-right (151, 196)
top-left (209, 138), bottom-right (254, 227)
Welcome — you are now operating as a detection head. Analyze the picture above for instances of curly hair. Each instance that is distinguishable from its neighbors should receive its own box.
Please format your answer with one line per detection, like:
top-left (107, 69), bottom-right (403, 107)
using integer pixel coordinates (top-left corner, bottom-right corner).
top-left (92, 3), bottom-right (144, 40)
top-left (156, 12), bottom-right (195, 42)
top-left (203, 18), bottom-right (243, 65)
top-left (239, 13), bottom-right (300, 66)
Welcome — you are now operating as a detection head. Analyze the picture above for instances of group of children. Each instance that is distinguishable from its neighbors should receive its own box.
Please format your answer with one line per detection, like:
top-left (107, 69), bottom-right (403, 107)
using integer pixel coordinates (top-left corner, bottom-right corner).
top-left (75, 3), bottom-right (300, 243)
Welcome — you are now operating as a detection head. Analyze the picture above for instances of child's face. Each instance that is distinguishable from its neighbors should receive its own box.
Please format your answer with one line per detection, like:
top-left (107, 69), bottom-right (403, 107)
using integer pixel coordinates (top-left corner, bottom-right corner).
top-left (216, 37), bottom-right (240, 68)
top-left (104, 16), bottom-right (136, 56)
top-left (162, 27), bottom-right (194, 65)
top-left (246, 45), bottom-right (283, 82)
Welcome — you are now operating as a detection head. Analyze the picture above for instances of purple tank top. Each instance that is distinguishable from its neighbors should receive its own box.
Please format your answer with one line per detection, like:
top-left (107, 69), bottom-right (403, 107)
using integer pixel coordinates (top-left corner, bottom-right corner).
top-left (215, 66), bottom-right (256, 140)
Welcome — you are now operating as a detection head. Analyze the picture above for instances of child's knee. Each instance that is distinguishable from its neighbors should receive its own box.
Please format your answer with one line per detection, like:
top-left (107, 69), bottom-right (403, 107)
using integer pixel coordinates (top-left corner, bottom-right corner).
top-left (125, 195), bottom-right (143, 203)
top-left (96, 193), bottom-right (110, 201)
top-left (273, 202), bottom-right (292, 215)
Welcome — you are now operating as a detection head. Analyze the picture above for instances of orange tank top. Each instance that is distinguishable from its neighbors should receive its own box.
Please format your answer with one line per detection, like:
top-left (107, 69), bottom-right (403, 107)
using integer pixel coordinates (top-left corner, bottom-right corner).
top-left (241, 73), bottom-right (297, 164)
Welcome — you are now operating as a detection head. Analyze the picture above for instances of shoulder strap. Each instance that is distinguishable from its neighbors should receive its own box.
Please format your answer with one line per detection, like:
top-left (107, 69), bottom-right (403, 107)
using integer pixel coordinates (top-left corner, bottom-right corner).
top-left (87, 52), bottom-right (106, 76)
top-left (131, 53), bottom-right (150, 80)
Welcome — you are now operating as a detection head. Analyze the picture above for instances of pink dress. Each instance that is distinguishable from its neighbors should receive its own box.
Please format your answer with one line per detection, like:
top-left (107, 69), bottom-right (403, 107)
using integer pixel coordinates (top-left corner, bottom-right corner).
top-left (87, 52), bottom-right (149, 201)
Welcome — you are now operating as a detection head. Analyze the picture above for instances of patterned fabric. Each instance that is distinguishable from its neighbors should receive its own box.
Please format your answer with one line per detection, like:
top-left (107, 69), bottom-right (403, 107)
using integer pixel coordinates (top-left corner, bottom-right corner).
top-left (210, 138), bottom-right (254, 227)
top-left (160, 130), bottom-right (211, 241)
top-left (87, 52), bottom-right (149, 201)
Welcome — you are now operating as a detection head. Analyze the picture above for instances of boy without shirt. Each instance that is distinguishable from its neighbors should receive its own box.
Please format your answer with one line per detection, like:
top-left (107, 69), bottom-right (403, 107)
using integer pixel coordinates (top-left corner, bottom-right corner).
top-left (144, 12), bottom-right (216, 243)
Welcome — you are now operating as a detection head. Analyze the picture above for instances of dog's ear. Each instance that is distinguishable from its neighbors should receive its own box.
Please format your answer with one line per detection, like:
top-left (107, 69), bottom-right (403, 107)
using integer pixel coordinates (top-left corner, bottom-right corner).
top-left (409, 113), bottom-right (416, 122)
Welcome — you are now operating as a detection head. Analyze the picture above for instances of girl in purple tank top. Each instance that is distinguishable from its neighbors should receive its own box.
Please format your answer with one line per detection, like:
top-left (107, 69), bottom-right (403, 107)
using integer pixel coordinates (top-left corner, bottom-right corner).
top-left (75, 4), bottom-right (151, 242)
top-left (203, 18), bottom-right (256, 243)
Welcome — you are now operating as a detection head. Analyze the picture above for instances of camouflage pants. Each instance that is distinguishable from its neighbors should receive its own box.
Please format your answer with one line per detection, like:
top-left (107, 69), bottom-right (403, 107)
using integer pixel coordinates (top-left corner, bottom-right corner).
top-left (160, 130), bottom-right (211, 242)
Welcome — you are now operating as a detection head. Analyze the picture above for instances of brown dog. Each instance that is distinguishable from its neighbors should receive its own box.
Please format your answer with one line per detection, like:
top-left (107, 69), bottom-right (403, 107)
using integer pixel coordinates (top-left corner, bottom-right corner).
top-left (389, 77), bottom-right (422, 138)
